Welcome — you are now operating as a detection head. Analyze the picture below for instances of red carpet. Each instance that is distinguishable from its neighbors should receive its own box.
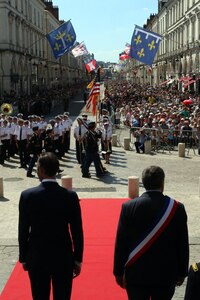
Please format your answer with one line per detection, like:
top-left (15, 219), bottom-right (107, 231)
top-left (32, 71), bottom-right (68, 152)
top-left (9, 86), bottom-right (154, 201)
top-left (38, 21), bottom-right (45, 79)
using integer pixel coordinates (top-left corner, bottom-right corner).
top-left (0, 198), bottom-right (128, 300)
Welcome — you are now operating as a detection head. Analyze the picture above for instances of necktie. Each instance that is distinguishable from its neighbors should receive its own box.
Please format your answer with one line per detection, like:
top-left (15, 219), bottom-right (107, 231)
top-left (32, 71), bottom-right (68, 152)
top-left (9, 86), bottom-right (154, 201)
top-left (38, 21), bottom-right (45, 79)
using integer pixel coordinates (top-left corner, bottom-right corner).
top-left (79, 126), bottom-right (81, 136)
top-left (20, 127), bottom-right (22, 140)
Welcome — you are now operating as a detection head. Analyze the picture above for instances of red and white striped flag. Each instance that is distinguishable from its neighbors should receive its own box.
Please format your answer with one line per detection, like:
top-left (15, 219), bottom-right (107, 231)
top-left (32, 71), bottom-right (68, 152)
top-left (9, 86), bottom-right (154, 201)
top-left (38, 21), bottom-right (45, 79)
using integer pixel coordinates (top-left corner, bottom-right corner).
top-left (86, 82), bottom-right (100, 115)
top-left (86, 67), bottom-right (101, 115)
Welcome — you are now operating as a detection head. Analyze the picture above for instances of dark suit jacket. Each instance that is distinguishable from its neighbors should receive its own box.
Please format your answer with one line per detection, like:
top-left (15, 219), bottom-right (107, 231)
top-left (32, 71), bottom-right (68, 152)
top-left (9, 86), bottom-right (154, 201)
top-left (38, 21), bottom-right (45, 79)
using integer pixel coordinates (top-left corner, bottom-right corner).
top-left (18, 181), bottom-right (83, 269)
top-left (113, 191), bottom-right (189, 287)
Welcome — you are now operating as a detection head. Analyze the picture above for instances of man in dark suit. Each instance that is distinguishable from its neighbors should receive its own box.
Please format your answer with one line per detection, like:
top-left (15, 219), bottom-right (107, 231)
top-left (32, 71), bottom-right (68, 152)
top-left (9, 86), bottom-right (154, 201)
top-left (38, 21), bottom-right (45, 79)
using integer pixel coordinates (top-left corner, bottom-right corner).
top-left (113, 165), bottom-right (189, 300)
top-left (18, 152), bottom-right (84, 300)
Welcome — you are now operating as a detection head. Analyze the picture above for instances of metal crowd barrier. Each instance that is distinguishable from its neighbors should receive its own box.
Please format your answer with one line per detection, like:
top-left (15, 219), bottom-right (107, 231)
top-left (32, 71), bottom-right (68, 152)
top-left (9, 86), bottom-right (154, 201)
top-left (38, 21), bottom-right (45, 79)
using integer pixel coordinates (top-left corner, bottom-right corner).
top-left (113, 124), bottom-right (200, 155)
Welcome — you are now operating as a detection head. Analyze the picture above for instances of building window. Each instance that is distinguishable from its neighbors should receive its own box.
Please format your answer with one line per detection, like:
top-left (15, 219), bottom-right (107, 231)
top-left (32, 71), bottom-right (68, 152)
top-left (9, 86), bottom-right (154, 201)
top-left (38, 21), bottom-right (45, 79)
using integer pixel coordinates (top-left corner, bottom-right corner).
top-left (191, 20), bottom-right (195, 42)
top-left (9, 18), bottom-right (13, 44)
top-left (24, 0), bottom-right (27, 17)
top-left (199, 16), bottom-right (200, 40)
top-left (34, 8), bottom-right (36, 25)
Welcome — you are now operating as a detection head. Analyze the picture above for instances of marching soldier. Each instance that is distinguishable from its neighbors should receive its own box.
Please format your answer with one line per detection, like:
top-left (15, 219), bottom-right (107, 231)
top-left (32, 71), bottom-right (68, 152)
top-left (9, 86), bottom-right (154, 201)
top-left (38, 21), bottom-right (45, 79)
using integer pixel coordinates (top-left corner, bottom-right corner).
top-left (101, 121), bottom-right (112, 164)
top-left (7, 116), bottom-right (15, 157)
top-left (62, 112), bottom-right (72, 153)
top-left (43, 126), bottom-right (54, 153)
top-left (14, 119), bottom-right (29, 168)
top-left (82, 121), bottom-right (108, 178)
top-left (55, 116), bottom-right (64, 159)
top-left (73, 118), bottom-right (87, 165)
top-left (0, 119), bottom-right (3, 164)
top-left (1, 119), bottom-right (11, 161)
top-left (26, 126), bottom-right (42, 177)
top-left (49, 119), bottom-right (60, 157)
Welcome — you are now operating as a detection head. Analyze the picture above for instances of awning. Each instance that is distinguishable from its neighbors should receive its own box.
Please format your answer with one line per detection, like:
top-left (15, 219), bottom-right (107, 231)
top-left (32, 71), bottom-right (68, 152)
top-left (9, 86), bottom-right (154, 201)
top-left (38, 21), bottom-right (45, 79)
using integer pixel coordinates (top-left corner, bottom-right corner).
top-left (178, 76), bottom-right (192, 82)
top-left (159, 80), bottom-right (170, 86)
top-left (184, 80), bottom-right (196, 88)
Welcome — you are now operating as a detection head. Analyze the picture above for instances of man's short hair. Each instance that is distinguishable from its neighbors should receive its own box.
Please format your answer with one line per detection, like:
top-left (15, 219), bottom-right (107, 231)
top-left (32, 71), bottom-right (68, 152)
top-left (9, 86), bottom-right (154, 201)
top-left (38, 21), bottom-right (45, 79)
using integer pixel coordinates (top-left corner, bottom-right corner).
top-left (37, 152), bottom-right (59, 177)
top-left (142, 166), bottom-right (165, 190)
top-left (88, 121), bottom-right (96, 129)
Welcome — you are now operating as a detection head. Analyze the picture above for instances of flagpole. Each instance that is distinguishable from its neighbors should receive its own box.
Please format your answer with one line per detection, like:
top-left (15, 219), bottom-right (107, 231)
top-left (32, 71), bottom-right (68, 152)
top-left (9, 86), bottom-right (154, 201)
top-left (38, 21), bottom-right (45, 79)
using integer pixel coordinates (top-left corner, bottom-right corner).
top-left (96, 94), bottom-right (101, 124)
top-left (97, 67), bottom-right (101, 124)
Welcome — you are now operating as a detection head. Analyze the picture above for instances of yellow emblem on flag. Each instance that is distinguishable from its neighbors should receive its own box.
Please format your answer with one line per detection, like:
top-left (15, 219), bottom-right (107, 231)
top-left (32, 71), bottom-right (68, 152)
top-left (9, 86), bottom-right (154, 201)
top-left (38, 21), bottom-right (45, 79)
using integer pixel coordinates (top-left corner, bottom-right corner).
top-left (138, 48), bottom-right (145, 58)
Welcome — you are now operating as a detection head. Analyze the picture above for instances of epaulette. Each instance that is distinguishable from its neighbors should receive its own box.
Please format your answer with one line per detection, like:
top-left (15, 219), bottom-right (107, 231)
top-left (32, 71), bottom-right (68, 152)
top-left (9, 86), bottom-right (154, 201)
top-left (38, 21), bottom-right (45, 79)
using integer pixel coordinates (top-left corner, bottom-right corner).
top-left (192, 263), bottom-right (199, 272)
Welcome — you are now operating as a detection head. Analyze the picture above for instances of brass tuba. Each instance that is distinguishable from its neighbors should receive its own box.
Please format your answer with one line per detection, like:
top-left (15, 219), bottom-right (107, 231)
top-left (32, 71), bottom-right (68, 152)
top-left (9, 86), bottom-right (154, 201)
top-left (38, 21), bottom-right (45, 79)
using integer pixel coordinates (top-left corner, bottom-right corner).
top-left (1, 103), bottom-right (13, 115)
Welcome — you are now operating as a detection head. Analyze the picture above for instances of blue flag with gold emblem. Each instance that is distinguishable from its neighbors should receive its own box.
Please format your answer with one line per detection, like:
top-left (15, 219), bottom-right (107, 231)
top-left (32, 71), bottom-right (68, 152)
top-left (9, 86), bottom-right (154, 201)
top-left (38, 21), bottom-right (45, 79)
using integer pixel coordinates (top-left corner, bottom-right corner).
top-left (130, 25), bottom-right (162, 66)
top-left (47, 21), bottom-right (76, 59)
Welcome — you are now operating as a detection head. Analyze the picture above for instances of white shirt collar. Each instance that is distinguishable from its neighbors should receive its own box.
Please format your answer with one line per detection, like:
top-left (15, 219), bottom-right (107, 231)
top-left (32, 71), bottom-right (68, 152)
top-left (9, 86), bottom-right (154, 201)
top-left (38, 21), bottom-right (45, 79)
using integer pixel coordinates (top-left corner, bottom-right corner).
top-left (42, 179), bottom-right (57, 183)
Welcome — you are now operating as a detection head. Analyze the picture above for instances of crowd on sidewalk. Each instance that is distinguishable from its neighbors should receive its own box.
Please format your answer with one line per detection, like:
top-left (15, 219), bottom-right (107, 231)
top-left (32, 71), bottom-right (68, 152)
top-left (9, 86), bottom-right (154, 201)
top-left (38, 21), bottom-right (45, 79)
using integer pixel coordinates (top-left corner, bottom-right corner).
top-left (1, 79), bottom-right (200, 176)
top-left (0, 83), bottom-right (83, 117)
top-left (101, 80), bottom-right (200, 153)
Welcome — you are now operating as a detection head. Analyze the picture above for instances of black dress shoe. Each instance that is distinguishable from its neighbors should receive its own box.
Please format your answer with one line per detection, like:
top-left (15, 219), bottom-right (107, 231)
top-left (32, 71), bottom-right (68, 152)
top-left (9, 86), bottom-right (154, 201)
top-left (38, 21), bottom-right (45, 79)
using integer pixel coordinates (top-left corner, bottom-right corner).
top-left (27, 173), bottom-right (35, 178)
top-left (58, 169), bottom-right (64, 174)
top-left (82, 174), bottom-right (91, 178)
top-left (96, 173), bottom-right (106, 177)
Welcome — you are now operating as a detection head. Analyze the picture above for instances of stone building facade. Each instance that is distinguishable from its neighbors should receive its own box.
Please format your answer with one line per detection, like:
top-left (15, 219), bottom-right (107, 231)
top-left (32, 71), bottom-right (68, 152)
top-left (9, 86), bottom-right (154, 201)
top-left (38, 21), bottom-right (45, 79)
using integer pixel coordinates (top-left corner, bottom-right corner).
top-left (0, 0), bottom-right (86, 97)
top-left (129, 0), bottom-right (200, 93)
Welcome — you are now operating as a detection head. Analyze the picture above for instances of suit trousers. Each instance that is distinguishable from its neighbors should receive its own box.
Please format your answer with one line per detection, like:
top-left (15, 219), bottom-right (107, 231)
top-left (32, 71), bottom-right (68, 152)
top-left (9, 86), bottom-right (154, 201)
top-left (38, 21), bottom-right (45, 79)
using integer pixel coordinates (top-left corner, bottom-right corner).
top-left (28, 262), bottom-right (73, 300)
top-left (126, 284), bottom-right (175, 300)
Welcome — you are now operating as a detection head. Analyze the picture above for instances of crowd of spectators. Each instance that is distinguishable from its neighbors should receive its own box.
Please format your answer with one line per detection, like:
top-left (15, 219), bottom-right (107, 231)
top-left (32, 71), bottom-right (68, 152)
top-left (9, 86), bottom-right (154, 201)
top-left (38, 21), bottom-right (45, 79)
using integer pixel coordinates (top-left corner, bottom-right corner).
top-left (102, 80), bottom-right (200, 153)
top-left (0, 83), bottom-right (83, 118)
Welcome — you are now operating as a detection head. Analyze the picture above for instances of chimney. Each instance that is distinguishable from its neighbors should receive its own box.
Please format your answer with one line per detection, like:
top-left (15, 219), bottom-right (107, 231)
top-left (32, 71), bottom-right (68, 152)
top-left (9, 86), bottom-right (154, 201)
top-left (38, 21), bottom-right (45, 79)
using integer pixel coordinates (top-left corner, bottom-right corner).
top-left (44, 1), bottom-right (59, 20)
top-left (158, 0), bottom-right (168, 12)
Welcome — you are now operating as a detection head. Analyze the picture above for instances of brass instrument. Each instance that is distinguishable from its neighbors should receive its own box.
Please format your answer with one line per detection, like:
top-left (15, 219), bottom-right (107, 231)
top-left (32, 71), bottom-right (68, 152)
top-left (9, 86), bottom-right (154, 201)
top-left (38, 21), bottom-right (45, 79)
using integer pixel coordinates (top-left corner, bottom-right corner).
top-left (1, 103), bottom-right (13, 115)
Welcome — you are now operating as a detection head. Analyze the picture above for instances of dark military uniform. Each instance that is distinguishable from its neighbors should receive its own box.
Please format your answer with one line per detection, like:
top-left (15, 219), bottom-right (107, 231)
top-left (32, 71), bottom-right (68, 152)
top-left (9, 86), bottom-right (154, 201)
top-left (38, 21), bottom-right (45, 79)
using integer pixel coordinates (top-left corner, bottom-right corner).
top-left (43, 130), bottom-right (54, 153)
top-left (27, 127), bottom-right (42, 177)
top-left (184, 262), bottom-right (200, 300)
top-left (82, 122), bottom-right (105, 178)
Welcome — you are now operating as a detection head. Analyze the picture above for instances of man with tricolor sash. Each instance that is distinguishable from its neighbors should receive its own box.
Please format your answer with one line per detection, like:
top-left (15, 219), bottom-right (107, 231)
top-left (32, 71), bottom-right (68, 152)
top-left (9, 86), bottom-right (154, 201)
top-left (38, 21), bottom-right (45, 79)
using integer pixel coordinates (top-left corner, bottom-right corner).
top-left (113, 165), bottom-right (189, 300)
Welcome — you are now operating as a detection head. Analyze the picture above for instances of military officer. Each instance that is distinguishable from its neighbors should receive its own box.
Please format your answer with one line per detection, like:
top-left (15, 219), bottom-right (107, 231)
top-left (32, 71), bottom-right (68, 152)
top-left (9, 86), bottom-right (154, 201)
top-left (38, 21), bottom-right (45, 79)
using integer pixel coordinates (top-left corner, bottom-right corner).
top-left (26, 126), bottom-right (42, 177)
top-left (82, 121), bottom-right (108, 178)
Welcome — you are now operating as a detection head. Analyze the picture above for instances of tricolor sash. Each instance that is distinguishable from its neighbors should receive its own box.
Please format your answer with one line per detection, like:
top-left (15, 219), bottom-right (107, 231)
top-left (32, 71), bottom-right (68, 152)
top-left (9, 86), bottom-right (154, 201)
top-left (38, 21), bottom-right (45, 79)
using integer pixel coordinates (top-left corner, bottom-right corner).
top-left (125, 197), bottom-right (178, 268)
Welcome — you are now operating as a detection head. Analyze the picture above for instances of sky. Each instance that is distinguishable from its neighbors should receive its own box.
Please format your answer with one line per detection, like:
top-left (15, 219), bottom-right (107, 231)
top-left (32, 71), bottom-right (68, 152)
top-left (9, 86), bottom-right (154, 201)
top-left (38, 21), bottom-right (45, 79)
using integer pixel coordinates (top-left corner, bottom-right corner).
top-left (52, 0), bottom-right (158, 63)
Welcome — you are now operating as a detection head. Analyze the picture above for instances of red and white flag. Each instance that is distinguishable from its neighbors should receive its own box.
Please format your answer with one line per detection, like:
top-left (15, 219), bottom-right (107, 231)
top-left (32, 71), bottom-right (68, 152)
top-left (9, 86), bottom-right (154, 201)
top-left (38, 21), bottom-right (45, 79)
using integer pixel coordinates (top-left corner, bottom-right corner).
top-left (85, 59), bottom-right (97, 73)
top-left (124, 43), bottom-right (131, 55)
top-left (71, 42), bottom-right (88, 57)
top-left (86, 82), bottom-right (100, 115)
